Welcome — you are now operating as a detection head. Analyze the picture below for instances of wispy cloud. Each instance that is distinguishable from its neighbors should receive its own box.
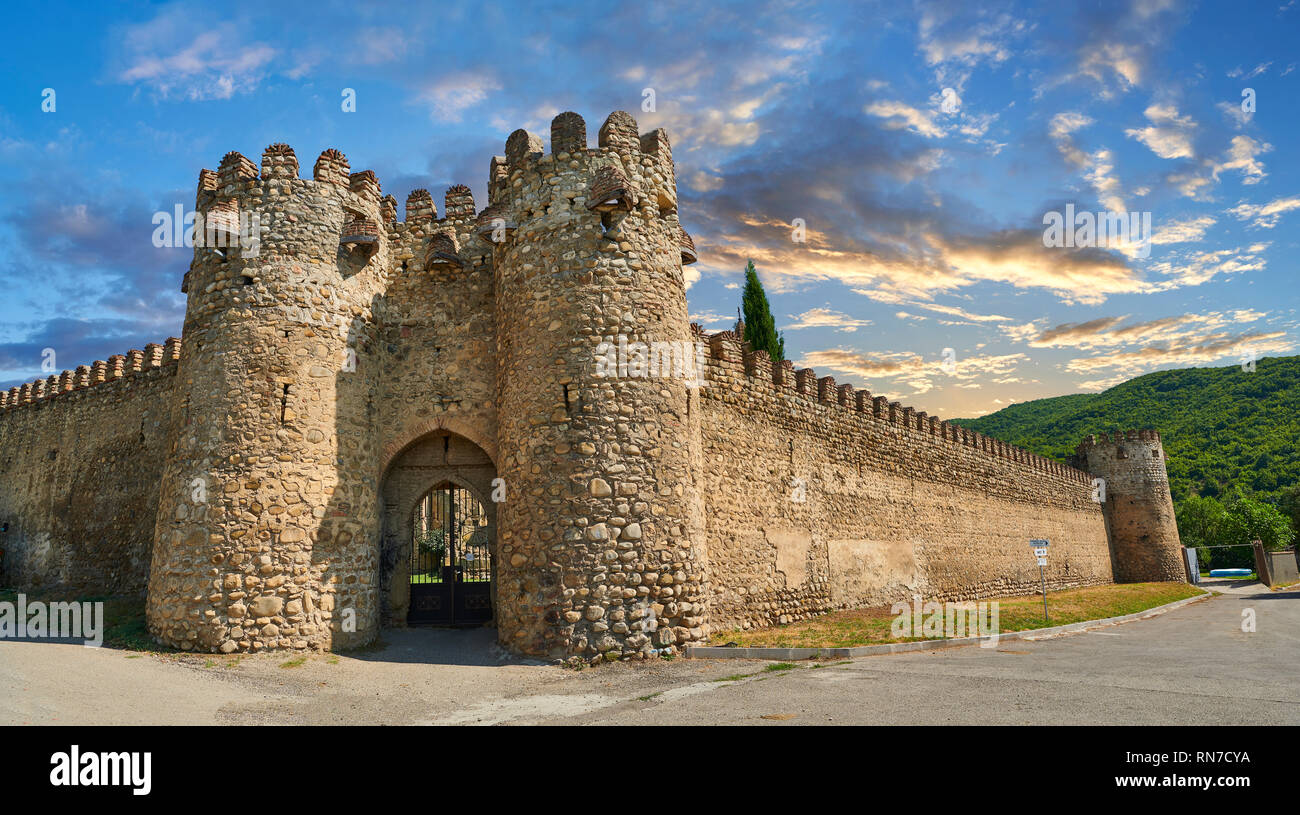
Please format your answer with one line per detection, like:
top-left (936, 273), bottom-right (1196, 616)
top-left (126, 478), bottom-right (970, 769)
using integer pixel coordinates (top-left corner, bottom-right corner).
top-left (112, 7), bottom-right (276, 100)
top-left (864, 100), bottom-right (946, 139)
top-left (798, 347), bottom-right (1028, 404)
top-left (1125, 104), bottom-right (1197, 160)
top-left (784, 307), bottom-right (873, 332)
top-left (416, 72), bottom-right (502, 122)
top-left (1153, 214), bottom-right (1216, 244)
top-left (1228, 195), bottom-right (1300, 228)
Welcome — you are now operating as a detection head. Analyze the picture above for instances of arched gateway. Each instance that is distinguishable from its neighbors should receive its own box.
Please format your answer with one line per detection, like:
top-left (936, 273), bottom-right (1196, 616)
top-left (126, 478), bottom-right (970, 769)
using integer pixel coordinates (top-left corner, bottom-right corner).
top-left (379, 430), bottom-right (497, 628)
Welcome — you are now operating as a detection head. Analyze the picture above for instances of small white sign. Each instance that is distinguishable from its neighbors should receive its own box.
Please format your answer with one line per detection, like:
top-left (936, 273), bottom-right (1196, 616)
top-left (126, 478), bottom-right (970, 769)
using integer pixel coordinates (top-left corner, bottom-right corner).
top-left (1037, 556), bottom-right (1047, 566)
top-left (1033, 547), bottom-right (1048, 557)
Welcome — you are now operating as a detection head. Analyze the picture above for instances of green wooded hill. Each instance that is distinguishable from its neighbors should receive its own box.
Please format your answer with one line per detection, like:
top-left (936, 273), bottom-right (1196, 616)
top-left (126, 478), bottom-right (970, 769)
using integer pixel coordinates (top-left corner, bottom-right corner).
top-left (951, 355), bottom-right (1300, 506)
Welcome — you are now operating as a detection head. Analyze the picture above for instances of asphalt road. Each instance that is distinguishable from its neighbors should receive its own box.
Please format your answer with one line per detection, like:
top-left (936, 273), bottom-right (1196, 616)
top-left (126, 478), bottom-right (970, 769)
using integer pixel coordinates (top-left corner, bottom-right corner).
top-left (1, 583), bottom-right (1295, 725)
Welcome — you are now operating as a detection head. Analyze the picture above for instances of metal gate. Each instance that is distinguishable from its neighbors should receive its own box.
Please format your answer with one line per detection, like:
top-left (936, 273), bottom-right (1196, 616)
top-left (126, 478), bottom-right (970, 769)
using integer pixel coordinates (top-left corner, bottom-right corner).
top-left (408, 483), bottom-right (493, 625)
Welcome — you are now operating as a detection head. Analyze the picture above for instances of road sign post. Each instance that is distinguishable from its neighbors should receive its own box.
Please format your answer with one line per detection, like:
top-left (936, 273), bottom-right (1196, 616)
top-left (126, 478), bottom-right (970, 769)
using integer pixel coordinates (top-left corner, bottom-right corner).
top-left (1030, 539), bottom-right (1050, 622)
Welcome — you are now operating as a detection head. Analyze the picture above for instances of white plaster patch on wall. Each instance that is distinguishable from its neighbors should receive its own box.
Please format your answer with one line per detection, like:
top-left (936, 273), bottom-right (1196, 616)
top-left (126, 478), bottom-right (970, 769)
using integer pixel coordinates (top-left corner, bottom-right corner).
top-left (828, 538), bottom-right (920, 606)
top-left (766, 528), bottom-right (812, 588)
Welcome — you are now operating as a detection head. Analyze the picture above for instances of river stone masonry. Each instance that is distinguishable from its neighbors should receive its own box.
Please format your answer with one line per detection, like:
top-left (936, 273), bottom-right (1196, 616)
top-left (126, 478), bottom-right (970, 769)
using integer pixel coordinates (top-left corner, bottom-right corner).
top-left (0, 110), bottom-right (1183, 659)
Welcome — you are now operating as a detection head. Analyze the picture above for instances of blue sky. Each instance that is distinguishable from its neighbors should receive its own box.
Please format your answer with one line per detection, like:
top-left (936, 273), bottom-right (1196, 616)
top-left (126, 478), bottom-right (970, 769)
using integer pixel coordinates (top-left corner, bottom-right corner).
top-left (0, 0), bottom-right (1296, 417)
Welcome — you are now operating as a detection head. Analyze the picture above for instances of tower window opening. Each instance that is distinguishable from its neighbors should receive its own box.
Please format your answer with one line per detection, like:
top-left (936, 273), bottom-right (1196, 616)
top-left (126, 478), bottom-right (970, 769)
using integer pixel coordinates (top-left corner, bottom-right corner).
top-left (279, 384), bottom-right (290, 424)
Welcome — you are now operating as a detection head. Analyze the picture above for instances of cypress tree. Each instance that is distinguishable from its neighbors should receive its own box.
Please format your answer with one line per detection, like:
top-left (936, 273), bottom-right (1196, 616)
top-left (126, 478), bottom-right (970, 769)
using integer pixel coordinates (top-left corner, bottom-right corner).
top-left (738, 259), bottom-right (785, 363)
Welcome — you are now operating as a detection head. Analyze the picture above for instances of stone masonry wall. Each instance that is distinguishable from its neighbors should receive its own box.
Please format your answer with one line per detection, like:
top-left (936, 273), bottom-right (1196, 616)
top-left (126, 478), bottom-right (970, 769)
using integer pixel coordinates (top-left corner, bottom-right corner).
top-left (375, 186), bottom-right (500, 624)
top-left (0, 344), bottom-right (181, 595)
top-left (147, 145), bottom-right (392, 653)
top-left (376, 185), bottom-right (498, 466)
top-left (1076, 431), bottom-right (1184, 582)
top-left (696, 330), bottom-right (1114, 631)
top-left (491, 112), bottom-right (708, 660)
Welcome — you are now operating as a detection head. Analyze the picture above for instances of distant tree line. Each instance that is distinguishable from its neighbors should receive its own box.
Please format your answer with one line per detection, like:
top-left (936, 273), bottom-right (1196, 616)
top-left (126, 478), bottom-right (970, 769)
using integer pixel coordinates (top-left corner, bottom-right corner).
top-left (953, 356), bottom-right (1300, 572)
top-left (1177, 490), bottom-right (1295, 571)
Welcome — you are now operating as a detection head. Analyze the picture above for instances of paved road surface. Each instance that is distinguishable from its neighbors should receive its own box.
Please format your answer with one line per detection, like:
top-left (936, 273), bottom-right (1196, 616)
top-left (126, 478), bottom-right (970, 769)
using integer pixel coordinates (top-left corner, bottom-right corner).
top-left (1, 585), bottom-right (1295, 725)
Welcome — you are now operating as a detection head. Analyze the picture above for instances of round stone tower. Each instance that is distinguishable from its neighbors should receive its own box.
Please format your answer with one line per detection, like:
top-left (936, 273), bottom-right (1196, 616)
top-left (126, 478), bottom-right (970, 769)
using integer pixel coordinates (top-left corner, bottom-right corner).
top-left (1076, 429), bottom-right (1186, 582)
top-left (147, 144), bottom-right (390, 652)
top-left (488, 111), bottom-right (708, 659)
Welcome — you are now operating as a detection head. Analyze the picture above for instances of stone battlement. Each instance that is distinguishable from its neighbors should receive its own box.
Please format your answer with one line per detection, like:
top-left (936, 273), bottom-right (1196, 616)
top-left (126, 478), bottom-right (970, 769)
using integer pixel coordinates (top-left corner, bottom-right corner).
top-left (0, 338), bottom-right (180, 412)
top-left (1076, 429), bottom-right (1162, 451)
top-left (695, 326), bottom-right (1091, 484)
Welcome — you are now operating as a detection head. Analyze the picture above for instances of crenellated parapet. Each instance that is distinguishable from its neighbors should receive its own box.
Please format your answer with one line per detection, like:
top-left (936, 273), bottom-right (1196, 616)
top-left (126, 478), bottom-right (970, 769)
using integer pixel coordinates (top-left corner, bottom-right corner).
top-left (327, 111), bottom-right (688, 293)
top-left (381, 182), bottom-right (487, 281)
top-left (694, 326), bottom-right (1093, 485)
top-left (483, 110), bottom-right (688, 290)
top-left (1075, 429), bottom-right (1161, 453)
top-left (183, 142), bottom-right (394, 328)
top-left (0, 338), bottom-right (182, 415)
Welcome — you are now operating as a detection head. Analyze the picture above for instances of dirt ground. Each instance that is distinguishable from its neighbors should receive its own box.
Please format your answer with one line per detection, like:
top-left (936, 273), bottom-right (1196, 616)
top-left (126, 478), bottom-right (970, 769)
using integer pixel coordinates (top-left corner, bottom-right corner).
top-left (3, 585), bottom-right (1297, 725)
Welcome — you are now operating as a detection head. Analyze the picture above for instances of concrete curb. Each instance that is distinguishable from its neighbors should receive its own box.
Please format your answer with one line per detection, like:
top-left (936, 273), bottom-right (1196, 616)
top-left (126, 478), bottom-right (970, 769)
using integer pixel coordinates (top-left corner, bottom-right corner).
top-left (684, 588), bottom-right (1214, 661)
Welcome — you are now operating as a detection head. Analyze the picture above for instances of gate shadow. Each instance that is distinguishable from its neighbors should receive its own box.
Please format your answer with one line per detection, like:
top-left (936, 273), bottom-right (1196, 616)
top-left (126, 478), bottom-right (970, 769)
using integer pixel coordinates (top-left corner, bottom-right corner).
top-left (337, 626), bottom-right (546, 667)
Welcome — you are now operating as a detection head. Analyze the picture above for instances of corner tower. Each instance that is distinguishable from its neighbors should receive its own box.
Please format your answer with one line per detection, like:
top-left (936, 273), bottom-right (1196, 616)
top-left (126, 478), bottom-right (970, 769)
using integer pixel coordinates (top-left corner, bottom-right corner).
top-left (1076, 429), bottom-right (1185, 582)
top-left (147, 144), bottom-right (389, 652)
top-left (488, 111), bottom-right (708, 659)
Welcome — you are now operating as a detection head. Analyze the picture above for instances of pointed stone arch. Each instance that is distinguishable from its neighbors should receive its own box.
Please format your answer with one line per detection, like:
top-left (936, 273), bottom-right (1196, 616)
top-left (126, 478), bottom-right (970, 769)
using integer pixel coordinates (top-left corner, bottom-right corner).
top-left (379, 416), bottom-right (498, 478)
top-left (378, 428), bottom-right (498, 627)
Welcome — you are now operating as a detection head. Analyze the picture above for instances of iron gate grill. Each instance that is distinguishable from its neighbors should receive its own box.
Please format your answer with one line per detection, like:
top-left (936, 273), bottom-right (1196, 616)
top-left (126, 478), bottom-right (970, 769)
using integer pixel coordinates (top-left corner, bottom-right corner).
top-left (408, 483), bottom-right (493, 625)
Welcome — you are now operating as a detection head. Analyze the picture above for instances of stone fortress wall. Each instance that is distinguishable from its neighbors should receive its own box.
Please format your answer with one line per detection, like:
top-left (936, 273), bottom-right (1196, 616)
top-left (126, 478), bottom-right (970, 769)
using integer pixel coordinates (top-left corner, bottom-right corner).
top-left (694, 329), bottom-right (1115, 631)
top-left (0, 344), bottom-right (181, 596)
top-left (0, 109), bottom-right (1184, 659)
